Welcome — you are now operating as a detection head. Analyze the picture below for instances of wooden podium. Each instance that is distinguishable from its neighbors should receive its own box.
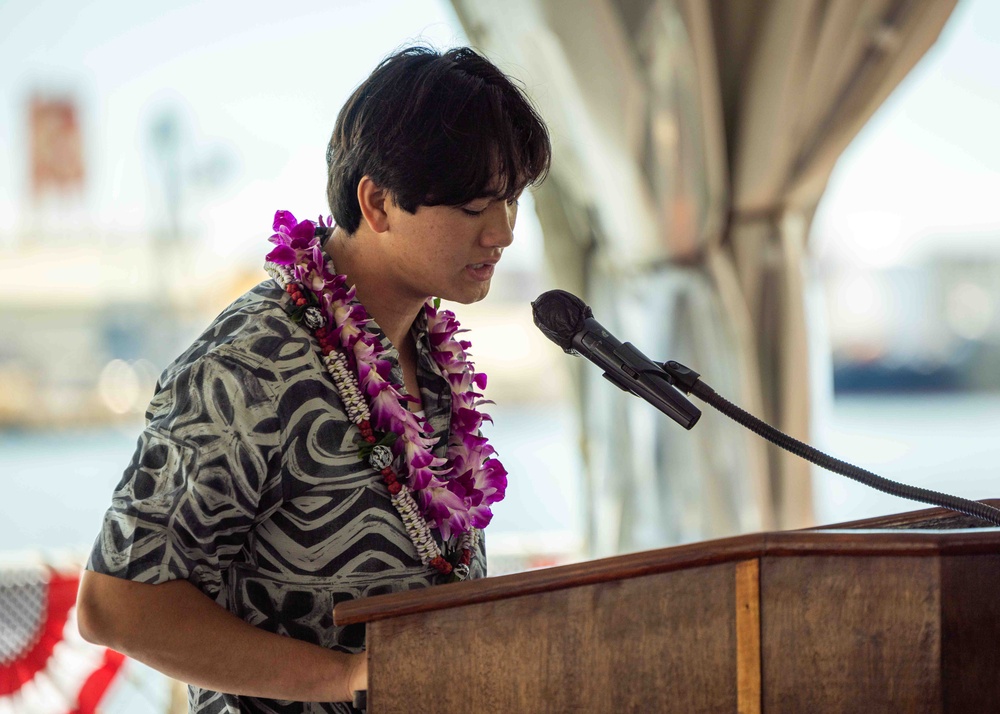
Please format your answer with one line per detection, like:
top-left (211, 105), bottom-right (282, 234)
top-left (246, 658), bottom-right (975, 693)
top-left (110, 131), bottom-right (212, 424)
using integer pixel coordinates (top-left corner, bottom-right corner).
top-left (334, 504), bottom-right (1000, 713)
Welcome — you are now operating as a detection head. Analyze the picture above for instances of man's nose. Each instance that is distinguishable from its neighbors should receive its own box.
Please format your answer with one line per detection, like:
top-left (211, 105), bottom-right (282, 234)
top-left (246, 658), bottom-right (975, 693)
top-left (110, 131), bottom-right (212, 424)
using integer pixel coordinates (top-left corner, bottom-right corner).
top-left (481, 202), bottom-right (515, 248)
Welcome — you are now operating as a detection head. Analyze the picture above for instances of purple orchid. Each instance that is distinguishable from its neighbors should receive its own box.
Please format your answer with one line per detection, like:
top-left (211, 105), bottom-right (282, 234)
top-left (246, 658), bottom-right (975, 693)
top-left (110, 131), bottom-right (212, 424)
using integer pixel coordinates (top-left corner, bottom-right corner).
top-left (267, 208), bottom-right (507, 539)
top-left (418, 478), bottom-right (471, 540)
top-left (266, 211), bottom-right (319, 267)
top-left (420, 302), bottom-right (508, 535)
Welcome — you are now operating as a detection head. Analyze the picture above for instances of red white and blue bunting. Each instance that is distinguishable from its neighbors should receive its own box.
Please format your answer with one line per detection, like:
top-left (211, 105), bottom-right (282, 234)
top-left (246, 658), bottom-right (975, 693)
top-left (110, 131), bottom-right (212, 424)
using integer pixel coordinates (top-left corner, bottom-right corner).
top-left (0, 564), bottom-right (124, 713)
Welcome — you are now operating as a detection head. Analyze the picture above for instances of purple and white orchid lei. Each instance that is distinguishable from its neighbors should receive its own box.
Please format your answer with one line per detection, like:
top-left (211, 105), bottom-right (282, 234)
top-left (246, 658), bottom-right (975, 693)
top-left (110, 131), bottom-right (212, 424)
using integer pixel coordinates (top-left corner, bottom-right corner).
top-left (263, 210), bottom-right (507, 571)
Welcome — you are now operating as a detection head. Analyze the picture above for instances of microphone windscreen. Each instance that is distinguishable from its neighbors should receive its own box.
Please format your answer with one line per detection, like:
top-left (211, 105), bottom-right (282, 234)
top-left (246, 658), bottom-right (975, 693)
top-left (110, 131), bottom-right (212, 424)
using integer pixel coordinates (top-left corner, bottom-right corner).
top-left (531, 290), bottom-right (592, 351)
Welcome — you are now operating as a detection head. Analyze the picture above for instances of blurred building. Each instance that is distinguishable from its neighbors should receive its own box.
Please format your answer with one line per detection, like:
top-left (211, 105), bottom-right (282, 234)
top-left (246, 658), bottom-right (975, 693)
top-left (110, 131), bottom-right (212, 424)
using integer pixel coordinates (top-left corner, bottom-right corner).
top-left (822, 232), bottom-right (1000, 394)
top-left (0, 234), bottom-right (262, 427)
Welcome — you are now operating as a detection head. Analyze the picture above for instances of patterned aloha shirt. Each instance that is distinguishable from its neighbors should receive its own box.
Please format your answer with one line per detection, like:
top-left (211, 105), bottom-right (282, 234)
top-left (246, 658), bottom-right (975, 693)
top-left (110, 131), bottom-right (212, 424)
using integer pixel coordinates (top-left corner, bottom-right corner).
top-left (87, 279), bottom-right (486, 713)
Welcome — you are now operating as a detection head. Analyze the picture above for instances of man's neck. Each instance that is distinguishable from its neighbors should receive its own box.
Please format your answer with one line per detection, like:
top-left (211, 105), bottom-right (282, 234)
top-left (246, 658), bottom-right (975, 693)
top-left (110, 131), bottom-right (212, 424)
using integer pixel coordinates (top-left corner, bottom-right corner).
top-left (324, 227), bottom-right (423, 351)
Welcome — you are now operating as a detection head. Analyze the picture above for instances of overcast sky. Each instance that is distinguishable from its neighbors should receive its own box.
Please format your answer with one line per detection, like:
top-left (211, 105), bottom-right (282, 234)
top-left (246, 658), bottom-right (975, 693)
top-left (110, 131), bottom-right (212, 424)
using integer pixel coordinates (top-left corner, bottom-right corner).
top-left (1, 0), bottom-right (998, 267)
top-left (814, 0), bottom-right (1000, 264)
top-left (0, 0), bottom-right (468, 259)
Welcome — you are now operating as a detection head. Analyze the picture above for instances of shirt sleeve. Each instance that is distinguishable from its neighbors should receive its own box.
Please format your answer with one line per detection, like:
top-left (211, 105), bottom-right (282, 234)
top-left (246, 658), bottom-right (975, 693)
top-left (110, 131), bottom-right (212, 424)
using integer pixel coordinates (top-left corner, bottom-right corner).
top-left (87, 349), bottom-right (284, 600)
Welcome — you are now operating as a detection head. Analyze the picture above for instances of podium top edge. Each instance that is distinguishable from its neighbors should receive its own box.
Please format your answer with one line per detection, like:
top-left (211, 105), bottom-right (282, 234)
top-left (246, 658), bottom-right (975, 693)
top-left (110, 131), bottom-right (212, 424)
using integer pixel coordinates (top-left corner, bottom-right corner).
top-left (334, 503), bottom-right (1000, 627)
top-left (804, 499), bottom-right (1000, 531)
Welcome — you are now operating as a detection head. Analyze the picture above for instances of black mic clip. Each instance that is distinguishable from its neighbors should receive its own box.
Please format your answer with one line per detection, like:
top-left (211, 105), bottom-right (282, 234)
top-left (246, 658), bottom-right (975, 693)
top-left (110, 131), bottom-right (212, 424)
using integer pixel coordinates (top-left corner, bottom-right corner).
top-left (661, 360), bottom-right (702, 395)
top-left (573, 330), bottom-right (702, 430)
top-left (596, 343), bottom-right (663, 392)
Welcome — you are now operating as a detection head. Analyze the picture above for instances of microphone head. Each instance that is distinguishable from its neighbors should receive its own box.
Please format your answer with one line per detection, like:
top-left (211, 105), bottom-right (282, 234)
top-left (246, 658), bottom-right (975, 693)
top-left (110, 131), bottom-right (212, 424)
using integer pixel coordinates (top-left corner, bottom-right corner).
top-left (531, 289), bottom-right (593, 351)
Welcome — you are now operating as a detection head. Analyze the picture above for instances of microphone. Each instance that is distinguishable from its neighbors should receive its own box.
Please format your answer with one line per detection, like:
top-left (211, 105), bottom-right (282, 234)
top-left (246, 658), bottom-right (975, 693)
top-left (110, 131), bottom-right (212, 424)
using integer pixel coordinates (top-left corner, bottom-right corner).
top-left (531, 293), bottom-right (1000, 527)
top-left (531, 289), bottom-right (701, 430)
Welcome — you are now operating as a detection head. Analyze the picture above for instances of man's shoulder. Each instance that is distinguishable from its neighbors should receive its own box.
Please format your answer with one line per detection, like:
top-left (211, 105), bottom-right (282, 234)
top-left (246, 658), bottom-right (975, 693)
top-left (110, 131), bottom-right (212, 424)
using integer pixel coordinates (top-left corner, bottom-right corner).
top-left (204, 280), bottom-right (298, 359)
top-left (159, 280), bottom-right (311, 388)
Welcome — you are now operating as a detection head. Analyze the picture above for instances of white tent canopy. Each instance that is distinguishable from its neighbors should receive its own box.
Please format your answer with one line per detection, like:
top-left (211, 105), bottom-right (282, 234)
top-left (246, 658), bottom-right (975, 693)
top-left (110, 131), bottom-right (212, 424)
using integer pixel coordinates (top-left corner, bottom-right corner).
top-left (451, 0), bottom-right (957, 553)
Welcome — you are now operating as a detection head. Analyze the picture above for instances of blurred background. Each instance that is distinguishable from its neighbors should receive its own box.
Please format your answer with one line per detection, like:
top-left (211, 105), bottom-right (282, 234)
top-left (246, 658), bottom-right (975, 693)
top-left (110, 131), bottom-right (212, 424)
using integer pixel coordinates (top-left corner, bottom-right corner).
top-left (1, 0), bottom-right (999, 710)
top-left (810, 0), bottom-right (1000, 523)
top-left (0, 0), bottom-right (582, 572)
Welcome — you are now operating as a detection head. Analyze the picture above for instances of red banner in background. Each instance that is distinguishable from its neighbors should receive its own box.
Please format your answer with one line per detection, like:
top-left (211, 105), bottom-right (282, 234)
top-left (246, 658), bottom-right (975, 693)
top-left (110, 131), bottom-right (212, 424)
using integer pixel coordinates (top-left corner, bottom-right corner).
top-left (29, 97), bottom-right (85, 197)
top-left (0, 565), bottom-right (124, 713)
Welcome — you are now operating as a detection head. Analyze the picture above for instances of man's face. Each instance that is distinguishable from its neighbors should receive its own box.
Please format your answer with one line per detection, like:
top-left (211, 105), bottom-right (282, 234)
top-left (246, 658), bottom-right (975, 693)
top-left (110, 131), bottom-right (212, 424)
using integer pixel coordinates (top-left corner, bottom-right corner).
top-left (380, 193), bottom-right (519, 305)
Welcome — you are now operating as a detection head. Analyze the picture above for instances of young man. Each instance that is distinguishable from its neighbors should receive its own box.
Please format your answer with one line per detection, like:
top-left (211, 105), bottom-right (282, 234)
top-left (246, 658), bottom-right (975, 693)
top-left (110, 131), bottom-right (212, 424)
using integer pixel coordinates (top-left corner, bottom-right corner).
top-left (78, 46), bottom-right (550, 713)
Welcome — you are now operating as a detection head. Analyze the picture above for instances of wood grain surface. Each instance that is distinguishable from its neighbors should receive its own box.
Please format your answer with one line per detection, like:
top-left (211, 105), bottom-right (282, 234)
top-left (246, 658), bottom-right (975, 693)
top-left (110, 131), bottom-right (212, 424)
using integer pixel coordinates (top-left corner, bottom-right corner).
top-left (368, 562), bottom-right (739, 713)
top-left (735, 559), bottom-right (761, 714)
top-left (337, 504), bottom-right (1000, 713)
top-left (940, 554), bottom-right (1000, 710)
top-left (761, 555), bottom-right (941, 713)
top-left (814, 499), bottom-right (1000, 531)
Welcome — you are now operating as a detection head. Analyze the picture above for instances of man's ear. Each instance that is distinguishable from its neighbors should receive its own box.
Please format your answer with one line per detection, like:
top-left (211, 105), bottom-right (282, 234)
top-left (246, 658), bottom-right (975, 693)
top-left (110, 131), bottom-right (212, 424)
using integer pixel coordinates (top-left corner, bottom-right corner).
top-left (357, 176), bottom-right (391, 233)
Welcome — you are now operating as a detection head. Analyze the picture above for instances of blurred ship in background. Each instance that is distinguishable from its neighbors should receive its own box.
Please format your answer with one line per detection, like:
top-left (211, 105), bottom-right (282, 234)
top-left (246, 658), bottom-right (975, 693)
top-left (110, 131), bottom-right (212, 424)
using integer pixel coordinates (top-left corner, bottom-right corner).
top-left (825, 244), bottom-right (1000, 395)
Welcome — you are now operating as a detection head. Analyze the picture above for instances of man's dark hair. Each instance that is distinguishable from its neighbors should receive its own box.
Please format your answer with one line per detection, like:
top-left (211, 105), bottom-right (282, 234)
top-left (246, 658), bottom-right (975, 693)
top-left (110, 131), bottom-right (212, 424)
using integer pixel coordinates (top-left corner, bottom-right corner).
top-left (327, 46), bottom-right (551, 234)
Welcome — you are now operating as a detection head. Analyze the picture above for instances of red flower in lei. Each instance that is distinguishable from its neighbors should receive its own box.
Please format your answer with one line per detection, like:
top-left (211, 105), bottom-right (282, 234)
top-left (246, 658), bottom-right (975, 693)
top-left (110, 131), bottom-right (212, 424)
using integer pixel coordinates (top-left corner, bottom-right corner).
top-left (264, 211), bottom-right (508, 546)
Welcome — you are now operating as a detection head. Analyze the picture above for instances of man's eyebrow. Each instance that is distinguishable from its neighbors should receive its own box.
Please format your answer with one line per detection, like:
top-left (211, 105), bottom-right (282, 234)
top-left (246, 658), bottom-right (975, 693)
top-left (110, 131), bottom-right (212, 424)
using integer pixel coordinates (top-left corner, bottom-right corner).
top-left (465, 192), bottom-right (500, 202)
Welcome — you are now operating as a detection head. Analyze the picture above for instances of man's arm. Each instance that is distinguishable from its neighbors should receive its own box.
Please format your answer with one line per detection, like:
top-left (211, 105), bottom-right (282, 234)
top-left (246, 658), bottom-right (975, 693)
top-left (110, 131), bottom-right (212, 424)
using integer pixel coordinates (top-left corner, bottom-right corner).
top-left (77, 570), bottom-right (366, 703)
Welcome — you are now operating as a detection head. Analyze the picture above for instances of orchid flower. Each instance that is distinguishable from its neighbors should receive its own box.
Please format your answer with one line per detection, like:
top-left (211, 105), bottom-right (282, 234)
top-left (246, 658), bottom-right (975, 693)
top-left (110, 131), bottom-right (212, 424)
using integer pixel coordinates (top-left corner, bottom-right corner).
top-left (266, 209), bottom-right (506, 539)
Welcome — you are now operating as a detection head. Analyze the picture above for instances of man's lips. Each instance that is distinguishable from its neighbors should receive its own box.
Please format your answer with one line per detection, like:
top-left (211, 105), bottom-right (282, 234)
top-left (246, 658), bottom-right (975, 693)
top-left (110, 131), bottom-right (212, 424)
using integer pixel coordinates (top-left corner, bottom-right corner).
top-left (466, 262), bottom-right (497, 280)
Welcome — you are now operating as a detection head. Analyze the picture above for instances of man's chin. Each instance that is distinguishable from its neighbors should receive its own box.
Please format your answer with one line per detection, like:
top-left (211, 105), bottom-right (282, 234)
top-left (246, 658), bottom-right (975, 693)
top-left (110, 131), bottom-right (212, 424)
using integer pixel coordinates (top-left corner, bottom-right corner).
top-left (441, 284), bottom-right (491, 306)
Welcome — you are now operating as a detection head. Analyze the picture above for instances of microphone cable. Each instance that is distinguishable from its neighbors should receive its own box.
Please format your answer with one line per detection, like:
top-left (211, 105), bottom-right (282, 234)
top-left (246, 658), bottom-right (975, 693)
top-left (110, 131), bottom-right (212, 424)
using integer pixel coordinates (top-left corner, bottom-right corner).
top-left (659, 360), bottom-right (1000, 527)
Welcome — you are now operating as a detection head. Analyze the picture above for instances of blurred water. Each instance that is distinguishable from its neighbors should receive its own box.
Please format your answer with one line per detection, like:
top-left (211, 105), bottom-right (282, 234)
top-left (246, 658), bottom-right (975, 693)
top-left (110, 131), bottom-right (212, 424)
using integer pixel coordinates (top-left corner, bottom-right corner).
top-left (0, 427), bottom-right (137, 553)
top-left (4, 395), bottom-right (1000, 554)
top-left (814, 393), bottom-right (1000, 524)
top-left (0, 404), bottom-right (582, 555)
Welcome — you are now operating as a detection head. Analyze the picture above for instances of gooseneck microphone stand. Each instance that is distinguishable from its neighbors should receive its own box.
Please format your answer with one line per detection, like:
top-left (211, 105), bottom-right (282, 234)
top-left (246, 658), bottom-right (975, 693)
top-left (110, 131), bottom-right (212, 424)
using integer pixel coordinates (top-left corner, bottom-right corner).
top-left (659, 359), bottom-right (1000, 527)
top-left (531, 288), bottom-right (1000, 527)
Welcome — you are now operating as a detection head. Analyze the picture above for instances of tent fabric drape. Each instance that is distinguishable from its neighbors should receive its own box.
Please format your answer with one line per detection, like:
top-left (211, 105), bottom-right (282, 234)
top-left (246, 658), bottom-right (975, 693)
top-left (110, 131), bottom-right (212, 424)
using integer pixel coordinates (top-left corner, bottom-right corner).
top-left (710, 0), bottom-right (958, 527)
top-left (450, 0), bottom-right (957, 551)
